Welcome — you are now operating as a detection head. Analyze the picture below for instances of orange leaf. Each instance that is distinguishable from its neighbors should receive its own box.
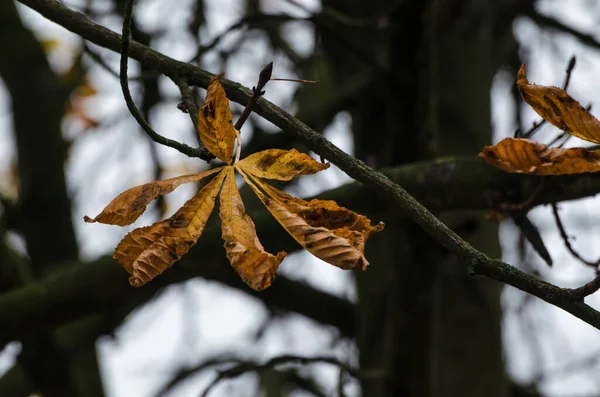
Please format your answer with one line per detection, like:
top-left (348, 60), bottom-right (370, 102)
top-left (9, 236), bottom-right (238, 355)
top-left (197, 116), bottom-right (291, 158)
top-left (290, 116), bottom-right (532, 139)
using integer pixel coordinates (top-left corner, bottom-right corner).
top-left (479, 137), bottom-right (600, 175)
top-left (113, 169), bottom-right (227, 286)
top-left (84, 167), bottom-right (223, 226)
top-left (197, 75), bottom-right (237, 163)
top-left (219, 167), bottom-right (286, 290)
top-left (240, 170), bottom-right (384, 270)
top-left (237, 148), bottom-right (329, 181)
top-left (517, 64), bottom-right (600, 144)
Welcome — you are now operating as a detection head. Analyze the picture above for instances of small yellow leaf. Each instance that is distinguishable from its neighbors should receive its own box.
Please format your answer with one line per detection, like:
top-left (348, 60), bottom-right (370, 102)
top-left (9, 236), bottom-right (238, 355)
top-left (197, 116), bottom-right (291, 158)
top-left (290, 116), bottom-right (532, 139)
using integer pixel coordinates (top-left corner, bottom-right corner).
top-left (41, 38), bottom-right (60, 52)
top-left (220, 167), bottom-right (286, 290)
top-left (237, 148), bottom-right (329, 181)
top-left (197, 74), bottom-right (237, 163)
top-left (479, 137), bottom-right (600, 175)
top-left (517, 64), bottom-right (600, 144)
top-left (240, 170), bottom-right (384, 270)
top-left (84, 167), bottom-right (223, 226)
top-left (113, 169), bottom-right (227, 286)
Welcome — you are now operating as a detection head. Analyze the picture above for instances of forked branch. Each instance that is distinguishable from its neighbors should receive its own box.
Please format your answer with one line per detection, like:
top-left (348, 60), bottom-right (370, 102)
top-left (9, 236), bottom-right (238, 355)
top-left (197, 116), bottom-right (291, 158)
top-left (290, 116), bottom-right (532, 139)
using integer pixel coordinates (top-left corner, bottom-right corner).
top-left (16, 0), bottom-right (600, 330)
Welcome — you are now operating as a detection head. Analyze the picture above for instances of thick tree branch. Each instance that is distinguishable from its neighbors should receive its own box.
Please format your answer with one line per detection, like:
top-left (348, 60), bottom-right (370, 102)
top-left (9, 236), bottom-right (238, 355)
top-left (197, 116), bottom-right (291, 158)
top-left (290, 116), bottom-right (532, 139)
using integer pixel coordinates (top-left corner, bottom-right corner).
top-left (0, 248), bottom-right (354, 341)
top-left (16, 0), bottom-right (600, 330)
top-left (1, 157), bottom-right (600, 338)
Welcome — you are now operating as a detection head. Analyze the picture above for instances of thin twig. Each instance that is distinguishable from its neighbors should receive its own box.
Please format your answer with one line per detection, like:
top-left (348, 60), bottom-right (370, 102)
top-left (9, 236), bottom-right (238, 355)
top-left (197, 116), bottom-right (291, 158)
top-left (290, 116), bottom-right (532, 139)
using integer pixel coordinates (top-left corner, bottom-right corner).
top-left (174, 77), bottom-right (199, 128)
top-left (551, 203), bottom-right (600, 268)
top-left (234, 62), bottom-right (273, 130)
top-left (84, 42), bottom-right (156, 81)
top-left (120, 0), bottom-right (206, 158)
top-left (561, 55), bottom-right (577, 89)
top-left (152, 357), bottom-right (238, 397)
top-left (570, 275), bottom-right (600, 299)
top-left (173, 76), bottom-right (214, 162)
top-left (190, 15), bottom-right (302, 63)
top-left (200, 355), bottom-right (387, 397)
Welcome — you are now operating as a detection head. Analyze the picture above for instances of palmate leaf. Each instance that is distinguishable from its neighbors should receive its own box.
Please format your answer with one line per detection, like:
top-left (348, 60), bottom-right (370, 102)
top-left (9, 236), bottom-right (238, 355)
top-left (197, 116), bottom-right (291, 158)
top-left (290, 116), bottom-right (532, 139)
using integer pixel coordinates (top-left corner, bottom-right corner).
top-left (479, 138), bottom-right (600, 175)
top-left (219, 167), bottom-right (286, 291)
top-left (86, 75), bottom-right (384, 290)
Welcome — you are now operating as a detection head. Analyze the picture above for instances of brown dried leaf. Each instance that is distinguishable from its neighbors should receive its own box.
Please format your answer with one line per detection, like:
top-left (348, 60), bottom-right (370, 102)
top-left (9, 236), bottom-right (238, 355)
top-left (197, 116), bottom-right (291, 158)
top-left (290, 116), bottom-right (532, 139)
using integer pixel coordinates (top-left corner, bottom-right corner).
top-left (197, 74), bottom-right (237, 163)
top-left (219, 167), bottom-right (286, 290)
top-left (84, 167), bottom-right (223, 226)
top-left (237, 148), bottom-right (329, 181)
top-left (113, 169), bottom-right (227, 286)
top-left (240, 170), bottom-right (384, 270)
top-left (517, 64), bottom-right (600, 144)
top-left (479, 137), bottom-right (600, 175)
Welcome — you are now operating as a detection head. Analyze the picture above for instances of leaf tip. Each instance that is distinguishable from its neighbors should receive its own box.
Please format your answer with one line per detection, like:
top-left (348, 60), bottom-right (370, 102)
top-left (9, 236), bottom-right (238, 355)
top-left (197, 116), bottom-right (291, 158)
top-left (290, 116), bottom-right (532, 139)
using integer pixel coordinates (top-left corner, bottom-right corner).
top-left (517, 64), bottom-right (528, 86)
top-left (83, 215), bottom-right (95, 223)
top-left (129, 276), bottom-right (145, 287)
top-left (360, 260), bottom-right (369, 271)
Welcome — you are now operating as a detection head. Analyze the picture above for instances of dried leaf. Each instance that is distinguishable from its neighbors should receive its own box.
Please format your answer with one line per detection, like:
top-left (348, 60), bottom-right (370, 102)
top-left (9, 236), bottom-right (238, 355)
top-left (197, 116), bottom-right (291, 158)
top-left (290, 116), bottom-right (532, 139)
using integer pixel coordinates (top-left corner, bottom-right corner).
top-left (479, 137), bottom-right (600, 175)
top-left (88, 70), bottom-right (385, 289)
top-left (240, 170), bottom-right (384, 270)
top-left (84, 167), bottom-right (223, 226)
top-left (197, 75), bottom-right (237, 163)
top-left (237, 149), bottom-right (329, 181)
top-left (517, 64), bottom-right (600, 144)
top-left (219, 167), bottom-right (286, 290)
top-left (113, 169), bottom-right (227, 286)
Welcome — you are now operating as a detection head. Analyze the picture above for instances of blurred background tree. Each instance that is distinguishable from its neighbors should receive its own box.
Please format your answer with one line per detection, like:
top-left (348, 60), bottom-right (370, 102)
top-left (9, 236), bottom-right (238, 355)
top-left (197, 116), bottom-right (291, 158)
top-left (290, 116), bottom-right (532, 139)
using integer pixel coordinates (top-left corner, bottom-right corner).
top-left (0, 0), bottom-right (600, 396)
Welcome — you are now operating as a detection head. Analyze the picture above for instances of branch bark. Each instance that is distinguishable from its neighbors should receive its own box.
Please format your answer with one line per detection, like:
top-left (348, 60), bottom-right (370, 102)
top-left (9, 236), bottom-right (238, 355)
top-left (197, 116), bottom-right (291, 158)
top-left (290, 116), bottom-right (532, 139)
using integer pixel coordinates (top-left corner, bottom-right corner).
top-left (1, 155), bottom-right (600, 339)
top-left (15, 0), bottom-right (600, 330)
top-left (0, 249), bottom-right (354, 341)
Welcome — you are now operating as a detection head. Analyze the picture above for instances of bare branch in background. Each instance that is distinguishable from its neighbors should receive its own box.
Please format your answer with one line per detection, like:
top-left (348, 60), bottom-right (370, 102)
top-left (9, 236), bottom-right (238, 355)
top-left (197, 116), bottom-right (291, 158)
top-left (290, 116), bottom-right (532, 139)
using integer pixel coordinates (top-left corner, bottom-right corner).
top-left (528, 11), bottom-right (600, 51)
top-left (199, 355), bottom-right (387, 397)
top-left (552, 203), bottom-right (600, 269)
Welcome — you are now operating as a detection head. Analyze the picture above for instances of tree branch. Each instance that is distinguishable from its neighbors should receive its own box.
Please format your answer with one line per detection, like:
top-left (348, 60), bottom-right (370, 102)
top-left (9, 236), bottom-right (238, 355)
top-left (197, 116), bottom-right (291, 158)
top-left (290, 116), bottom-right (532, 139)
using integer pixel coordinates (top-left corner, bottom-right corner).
top-left (15, 0), bottom-right (600, 330)
top-left (1, 156), bottom-right (600, 338)
top-left (199, 355), bottom-right (386, 397)
top-left (118, 0), bottom-right (209, 160)
top-left (528, 11), bottom-right (600, 51)
top-left (552, 203), bottom-right (600, 268)
top-left (0, 246), bottom-right (355, 341)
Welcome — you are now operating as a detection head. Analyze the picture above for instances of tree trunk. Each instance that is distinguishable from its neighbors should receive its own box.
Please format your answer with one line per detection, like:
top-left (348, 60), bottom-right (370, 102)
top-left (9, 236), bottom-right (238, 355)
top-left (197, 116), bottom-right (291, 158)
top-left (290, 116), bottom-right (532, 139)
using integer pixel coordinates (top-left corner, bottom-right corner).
top-left (0, 2), bottom-right (104, 396)
top-left (315, 0), bottom-right (516, 395)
